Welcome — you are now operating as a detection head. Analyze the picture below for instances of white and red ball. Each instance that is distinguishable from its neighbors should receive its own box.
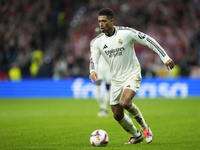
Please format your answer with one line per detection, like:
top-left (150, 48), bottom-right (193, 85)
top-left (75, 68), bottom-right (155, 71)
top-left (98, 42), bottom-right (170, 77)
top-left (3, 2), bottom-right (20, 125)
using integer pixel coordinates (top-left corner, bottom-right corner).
top-left (90, 129), bottom-right (109, 147)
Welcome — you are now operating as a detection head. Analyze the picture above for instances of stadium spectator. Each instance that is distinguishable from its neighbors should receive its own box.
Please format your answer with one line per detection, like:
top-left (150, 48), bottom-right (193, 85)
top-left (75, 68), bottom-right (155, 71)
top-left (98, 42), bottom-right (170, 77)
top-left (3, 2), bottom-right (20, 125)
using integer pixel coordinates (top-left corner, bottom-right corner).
top-left (0, 0), bottom-right (200, 79)
top-left (8, 61), bottom-right (21, 81)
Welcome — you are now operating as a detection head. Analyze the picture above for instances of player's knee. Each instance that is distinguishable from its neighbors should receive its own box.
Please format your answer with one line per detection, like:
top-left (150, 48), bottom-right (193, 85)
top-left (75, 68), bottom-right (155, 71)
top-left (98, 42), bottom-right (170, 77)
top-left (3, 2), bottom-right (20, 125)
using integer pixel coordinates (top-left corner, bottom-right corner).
top-left (119, 100), bottom-right (131, 110)
top-left (113, 113), bottom-right (123, 121)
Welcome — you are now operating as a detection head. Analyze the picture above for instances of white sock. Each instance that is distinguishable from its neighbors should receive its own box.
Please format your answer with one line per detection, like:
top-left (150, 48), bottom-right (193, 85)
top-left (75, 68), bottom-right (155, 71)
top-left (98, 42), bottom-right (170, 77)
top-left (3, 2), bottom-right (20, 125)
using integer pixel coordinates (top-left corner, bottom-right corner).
top-left (102, 90), bottom-right (110, 112)
top-left (127, 103), bottom-right (148, 130)
top-left (118, 113), bottom-right (140, 137)
top-left (95, 85), bottom-right (103, 110)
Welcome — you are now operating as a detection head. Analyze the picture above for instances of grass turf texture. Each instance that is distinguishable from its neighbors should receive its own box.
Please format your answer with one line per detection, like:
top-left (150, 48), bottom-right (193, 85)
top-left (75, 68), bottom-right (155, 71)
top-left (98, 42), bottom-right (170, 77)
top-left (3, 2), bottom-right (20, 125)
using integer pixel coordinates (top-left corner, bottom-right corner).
top-left (0, 98), bottom-right (199, 150)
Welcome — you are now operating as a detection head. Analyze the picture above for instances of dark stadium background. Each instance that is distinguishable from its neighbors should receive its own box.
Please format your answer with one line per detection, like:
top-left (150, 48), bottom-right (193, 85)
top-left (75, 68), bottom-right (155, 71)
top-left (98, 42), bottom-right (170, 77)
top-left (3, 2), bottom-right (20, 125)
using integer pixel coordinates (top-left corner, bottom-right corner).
top-left (0, 0), bottom-right (200, 97)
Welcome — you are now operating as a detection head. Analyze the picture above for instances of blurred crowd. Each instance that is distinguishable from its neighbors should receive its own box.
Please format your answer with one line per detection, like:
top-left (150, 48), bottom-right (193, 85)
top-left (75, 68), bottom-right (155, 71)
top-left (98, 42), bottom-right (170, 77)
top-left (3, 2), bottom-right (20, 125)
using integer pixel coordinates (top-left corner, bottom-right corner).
top-left (0, 0), bottom-right (200, 81)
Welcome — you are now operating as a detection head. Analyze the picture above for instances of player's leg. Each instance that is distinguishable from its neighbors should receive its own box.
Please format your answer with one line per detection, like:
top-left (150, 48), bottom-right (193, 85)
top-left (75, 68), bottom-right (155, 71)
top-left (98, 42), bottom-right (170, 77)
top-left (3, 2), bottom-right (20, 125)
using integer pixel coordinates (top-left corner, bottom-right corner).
top-left (96, 80), bottom-right (109, 117)
top-left (110, 83), bottom-right (143, 144)
top-left (120, 89), bottom-right (153, 143)
top-left (129, 103), bottom-right (154, 143)
top-left (96, 80), bottom-right (103, 116)
top-left (120, 75), bottom-right (153, 143)
top-left (120, 89), bottom-right (148, 129)
top-left (111, 104), bottom-right (141, 137)
top-left (102, 83), bottom-right (110, 114)
top-left (101, 71), bottom-right (111, 116)
top-left (96, 80), bottom-right (102, 107)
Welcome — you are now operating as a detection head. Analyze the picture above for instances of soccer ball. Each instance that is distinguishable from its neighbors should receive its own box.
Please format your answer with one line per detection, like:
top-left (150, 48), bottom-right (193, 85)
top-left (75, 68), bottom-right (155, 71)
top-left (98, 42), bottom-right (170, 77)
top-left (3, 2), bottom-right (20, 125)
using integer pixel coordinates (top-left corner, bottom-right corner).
top-left (90, 129), bottom-right (109, 147)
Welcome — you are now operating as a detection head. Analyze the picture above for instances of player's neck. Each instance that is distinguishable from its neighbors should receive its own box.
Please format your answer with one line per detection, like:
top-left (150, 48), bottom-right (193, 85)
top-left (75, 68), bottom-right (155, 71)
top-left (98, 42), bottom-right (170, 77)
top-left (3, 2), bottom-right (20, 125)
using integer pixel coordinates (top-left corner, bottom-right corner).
top-left (106, 26), bottom-right (115, 37)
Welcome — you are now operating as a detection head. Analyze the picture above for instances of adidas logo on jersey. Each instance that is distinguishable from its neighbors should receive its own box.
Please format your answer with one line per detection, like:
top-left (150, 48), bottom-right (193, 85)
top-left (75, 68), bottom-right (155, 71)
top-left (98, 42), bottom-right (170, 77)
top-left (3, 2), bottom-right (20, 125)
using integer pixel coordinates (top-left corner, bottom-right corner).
top-left (103, 45), bottom-right (108, 49)
top-left (126, 85), bottom-right (131, 87)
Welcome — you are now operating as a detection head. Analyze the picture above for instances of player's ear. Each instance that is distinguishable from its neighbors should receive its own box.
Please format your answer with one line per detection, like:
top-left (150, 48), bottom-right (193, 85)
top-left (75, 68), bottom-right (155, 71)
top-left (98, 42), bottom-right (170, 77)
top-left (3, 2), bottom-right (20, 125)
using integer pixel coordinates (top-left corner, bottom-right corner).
top-left (111, 18), bottom-right (114, 24)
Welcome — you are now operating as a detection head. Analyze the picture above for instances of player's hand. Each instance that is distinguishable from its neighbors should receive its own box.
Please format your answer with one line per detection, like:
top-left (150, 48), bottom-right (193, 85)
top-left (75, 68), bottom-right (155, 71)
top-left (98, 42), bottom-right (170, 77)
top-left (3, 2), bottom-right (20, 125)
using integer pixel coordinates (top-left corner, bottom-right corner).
top-left (89, 71), bottom-right (98, 83)
top-left (165, 59), bottom-right (174, 71)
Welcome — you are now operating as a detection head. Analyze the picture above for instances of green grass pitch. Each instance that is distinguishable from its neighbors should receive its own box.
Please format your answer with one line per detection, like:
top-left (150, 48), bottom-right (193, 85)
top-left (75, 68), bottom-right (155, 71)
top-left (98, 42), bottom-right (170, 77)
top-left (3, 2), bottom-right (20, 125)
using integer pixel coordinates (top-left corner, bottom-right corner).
top-left (0, 98), bottom-right (199, 150)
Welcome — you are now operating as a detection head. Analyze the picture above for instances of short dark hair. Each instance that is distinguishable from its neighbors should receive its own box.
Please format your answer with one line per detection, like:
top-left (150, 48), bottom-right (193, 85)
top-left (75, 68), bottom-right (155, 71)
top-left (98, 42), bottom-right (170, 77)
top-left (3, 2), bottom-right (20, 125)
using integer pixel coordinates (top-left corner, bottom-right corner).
top-left (98, 8), bottom-right (114, 19)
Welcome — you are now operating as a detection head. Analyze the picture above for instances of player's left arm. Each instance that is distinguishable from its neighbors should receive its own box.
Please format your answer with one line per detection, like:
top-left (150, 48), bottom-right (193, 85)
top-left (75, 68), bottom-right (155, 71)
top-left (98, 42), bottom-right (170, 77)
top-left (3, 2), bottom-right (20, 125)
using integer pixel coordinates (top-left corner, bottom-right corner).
top-left (132, 30), bottom-right (174, 70)
top-left (165, 59), bottom-right (174, 70)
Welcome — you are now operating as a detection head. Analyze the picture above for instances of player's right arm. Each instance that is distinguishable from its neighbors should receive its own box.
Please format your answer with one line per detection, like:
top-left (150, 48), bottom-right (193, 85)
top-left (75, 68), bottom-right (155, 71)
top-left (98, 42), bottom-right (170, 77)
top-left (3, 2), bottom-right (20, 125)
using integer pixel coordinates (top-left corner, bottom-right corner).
top-left (89, 40), bottom-right (101, 83)
top-left (89, 71), bottom-right (98, 83)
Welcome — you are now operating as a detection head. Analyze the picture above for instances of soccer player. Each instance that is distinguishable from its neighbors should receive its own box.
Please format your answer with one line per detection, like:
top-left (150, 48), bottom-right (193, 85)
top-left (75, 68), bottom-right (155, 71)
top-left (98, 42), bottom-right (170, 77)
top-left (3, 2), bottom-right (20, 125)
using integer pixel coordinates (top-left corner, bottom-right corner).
top-left (95, 55), bottom-right (111, 117)
top-left (89, 8), bottom-right (174, 144)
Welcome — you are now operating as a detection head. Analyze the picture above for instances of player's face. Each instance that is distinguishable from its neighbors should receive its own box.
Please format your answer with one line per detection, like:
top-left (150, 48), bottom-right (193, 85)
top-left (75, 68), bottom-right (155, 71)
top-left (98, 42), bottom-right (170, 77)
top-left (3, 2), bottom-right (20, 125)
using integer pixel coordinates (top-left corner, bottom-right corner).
top-left (98, 16), bottom-right (113, 36)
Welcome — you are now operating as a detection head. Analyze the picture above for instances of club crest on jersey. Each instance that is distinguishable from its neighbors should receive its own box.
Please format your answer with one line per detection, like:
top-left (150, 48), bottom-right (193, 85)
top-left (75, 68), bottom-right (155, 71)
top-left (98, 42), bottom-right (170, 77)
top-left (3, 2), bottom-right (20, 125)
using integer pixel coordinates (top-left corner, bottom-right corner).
top-left (118, 39), bottom-right (123, 45)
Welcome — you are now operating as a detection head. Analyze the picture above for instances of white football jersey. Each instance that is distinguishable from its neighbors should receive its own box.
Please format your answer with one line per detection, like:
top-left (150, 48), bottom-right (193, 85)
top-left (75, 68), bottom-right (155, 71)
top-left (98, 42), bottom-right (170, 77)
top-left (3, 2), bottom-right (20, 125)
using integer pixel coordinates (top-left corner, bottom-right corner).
top-left (90, 26), bottom-right (170, 82)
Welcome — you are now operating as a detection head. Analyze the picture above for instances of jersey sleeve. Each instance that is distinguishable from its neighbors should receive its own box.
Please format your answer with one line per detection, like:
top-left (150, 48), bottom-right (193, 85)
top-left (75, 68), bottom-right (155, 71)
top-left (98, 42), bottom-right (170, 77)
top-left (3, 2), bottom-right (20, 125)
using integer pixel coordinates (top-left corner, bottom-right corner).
top-left (131, 30), bottom-right (170, 63)
top-left (89, 40), bottom-right (101, 74)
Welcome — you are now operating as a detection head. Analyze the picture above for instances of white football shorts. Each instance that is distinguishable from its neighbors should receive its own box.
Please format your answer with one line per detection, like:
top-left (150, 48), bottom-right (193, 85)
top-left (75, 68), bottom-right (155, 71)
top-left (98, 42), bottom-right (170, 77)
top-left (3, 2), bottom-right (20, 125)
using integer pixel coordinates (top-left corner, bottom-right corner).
top-left (110, 73), bottom-right (141, 105)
